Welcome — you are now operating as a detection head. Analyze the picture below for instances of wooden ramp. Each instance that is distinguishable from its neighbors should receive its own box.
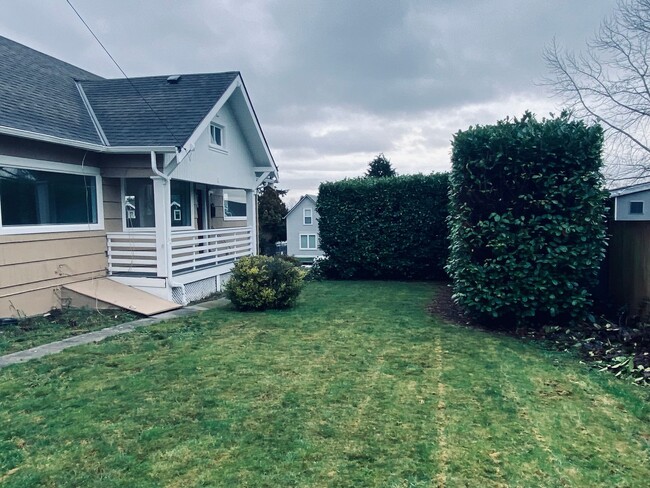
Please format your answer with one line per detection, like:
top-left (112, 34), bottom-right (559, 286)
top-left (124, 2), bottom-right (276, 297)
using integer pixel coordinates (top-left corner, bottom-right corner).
top-left (62, 278), bottom-right (182, 316)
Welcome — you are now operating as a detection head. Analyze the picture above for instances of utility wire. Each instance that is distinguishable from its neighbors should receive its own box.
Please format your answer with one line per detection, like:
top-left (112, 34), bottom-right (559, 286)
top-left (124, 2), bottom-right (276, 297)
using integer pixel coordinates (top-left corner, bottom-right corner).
top-left (66, 0), bottom-right (183, 148)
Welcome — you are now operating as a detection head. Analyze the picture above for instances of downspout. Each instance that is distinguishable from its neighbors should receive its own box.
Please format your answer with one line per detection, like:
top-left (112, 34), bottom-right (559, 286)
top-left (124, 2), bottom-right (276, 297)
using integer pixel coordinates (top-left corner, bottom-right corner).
top-left (151, 151), bottom-right (187, 305)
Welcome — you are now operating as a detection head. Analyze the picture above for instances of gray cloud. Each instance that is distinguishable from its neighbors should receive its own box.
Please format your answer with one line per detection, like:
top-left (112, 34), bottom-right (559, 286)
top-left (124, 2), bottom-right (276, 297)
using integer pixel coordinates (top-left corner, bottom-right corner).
top-left (1, 0), bottom-right (618, 197)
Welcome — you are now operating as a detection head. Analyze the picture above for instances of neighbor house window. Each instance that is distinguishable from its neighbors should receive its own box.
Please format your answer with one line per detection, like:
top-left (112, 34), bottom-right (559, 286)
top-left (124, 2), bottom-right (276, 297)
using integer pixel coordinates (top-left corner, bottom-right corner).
top-left (304, 208), bottom-right (313, 225)
top-left (124, 178), bottom-right (155, 228)
top-left (171, 180), bottom-right (191, 227)
top-left (629, 201), bottom-right (644, 214)
top-left (300, 233), bottom-right (317, 250)
top-left (0, 166), bottom-right (98, 227)
top-left (224, 190), bottom-right (246, 219)
top-left (210, 123), bottom-right (225, 148)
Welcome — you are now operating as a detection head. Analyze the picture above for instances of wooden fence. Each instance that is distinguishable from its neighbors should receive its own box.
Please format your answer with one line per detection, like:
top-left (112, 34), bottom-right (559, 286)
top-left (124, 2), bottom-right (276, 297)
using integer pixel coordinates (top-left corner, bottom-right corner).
top-left (608, 221), bottom-right (650, 316)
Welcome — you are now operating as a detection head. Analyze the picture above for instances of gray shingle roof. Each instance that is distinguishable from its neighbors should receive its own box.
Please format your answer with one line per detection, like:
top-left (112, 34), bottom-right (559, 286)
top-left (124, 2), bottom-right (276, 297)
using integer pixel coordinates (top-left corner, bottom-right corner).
top-left (0, 36), bottom-right (239, 148)
top-left (79, 72), bottom-right (239, 147)
top-left (0, 35), bottom-right (103, 144)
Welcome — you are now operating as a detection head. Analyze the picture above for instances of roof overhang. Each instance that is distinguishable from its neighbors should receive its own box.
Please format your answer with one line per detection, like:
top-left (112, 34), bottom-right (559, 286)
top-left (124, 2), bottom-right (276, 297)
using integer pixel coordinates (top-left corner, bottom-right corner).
top-left (608, 182), bottom-right (650, 198)
top-left (0, 125), bottom-right (177, 154)
top-left (179, 74), bottom-right (278, 179)
top-left (284, 194), bottom-right (317, 219)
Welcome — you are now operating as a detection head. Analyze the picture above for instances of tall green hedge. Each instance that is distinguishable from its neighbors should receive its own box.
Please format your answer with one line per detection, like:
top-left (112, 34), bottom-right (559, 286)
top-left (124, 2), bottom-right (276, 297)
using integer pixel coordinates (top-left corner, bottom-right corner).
top-left (317, 173), bottom-right (449, 280)
top-left (447, 112), bottom-right (607, 328)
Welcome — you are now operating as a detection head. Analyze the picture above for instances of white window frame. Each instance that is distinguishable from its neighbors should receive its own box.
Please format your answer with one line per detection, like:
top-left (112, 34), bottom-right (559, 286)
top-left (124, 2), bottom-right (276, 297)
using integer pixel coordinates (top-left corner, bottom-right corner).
top-left (223, 189), bottom-right (247, 221)
top-left (121, 178), bottom-right (156, 232)
top-left (299, 233), bottom-right (318, 250)
top-left (170, 180), bottom-right (194, 230)
top-left (303, 207), bottom-right (313, 225)
top-left (209, 123), bottom-right (227, 154)
top-left (0, 155), bottom-right (104, 235)
top-left (121, 179), bottom-right (195, 231)
top-left (629, 200), bottom-right (644, 215)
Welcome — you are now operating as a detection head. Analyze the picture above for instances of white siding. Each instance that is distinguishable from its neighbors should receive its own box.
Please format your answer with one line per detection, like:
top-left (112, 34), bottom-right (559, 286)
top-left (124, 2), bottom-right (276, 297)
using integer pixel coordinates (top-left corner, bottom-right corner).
top-left (172, 100), bottom-right (257, 189)
top-left (615, 190), bottom-right (650, 221)
top-left (286, 198), bottom-right (324, 259)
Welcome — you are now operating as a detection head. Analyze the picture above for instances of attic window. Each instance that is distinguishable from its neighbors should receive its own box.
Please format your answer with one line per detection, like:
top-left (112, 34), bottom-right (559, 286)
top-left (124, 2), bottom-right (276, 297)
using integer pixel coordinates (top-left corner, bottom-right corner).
top-left (210, 123), bottom-right (225, 149)
top-left (167, 75), bottom-right (181, 84)
top-left (629, 201), bottom-right (644, 214)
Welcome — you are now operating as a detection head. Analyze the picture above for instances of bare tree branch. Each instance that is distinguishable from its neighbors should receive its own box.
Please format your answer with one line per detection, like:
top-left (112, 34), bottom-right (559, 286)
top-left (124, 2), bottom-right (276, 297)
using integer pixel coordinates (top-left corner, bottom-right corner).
top-left (543, 0), bottom-right (650, 183)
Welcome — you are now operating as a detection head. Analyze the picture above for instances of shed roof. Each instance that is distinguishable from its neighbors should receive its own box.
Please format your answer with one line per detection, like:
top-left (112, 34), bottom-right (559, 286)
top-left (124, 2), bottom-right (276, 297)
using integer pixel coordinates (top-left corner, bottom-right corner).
top-left (609, 182), bottom-right (650, 198)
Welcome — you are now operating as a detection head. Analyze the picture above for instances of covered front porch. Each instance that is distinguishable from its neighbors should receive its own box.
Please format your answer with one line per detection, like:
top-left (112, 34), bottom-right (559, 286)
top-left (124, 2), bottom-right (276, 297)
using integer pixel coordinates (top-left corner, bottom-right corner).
top-left (106, 225), bottom-right (253, 304)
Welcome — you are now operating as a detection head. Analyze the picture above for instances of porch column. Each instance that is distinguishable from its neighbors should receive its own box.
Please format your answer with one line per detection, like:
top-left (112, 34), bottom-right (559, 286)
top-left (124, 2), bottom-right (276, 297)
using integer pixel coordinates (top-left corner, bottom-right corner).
top-left (246, 189), bottom-right (257, 255)
top-left (152, 176), bottom-right (171, 277)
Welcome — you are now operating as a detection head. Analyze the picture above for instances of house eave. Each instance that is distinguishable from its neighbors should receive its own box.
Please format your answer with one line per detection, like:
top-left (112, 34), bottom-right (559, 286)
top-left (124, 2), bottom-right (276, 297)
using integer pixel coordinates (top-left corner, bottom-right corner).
top-left (609, 182), bottom-right (650, 199)
top-left (0, 125), bottom-right (177, 154)
top-left (284, 194), bottom-right (316, 219)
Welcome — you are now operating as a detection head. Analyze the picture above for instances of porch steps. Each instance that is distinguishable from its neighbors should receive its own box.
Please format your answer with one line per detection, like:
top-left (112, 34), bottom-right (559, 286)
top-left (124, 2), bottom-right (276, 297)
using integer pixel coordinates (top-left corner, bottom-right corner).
top-left (62, 278), bottom-right (182, 316)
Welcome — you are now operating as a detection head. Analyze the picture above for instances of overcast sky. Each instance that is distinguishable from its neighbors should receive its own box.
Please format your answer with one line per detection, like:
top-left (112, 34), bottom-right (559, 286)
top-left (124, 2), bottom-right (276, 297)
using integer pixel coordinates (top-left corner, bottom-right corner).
top-left (2, 0), bottom-right (617, 204)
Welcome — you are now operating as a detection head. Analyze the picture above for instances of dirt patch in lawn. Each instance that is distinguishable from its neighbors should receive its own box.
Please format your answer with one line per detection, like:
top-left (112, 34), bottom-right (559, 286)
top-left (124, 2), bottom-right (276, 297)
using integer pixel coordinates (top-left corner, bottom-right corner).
top-left (427, 282), bottom-right (475, 327)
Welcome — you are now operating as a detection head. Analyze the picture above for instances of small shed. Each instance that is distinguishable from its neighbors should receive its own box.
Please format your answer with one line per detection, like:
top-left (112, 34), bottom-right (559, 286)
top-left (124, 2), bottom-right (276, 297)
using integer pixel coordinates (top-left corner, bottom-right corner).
top-left (608, 182), bottom-right (650, 316)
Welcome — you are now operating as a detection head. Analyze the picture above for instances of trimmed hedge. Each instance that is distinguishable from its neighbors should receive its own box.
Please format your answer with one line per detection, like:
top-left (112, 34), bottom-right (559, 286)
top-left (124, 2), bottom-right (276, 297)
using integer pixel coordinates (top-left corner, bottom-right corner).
top-left (317, 173), bottom-right (449, 280)
top-left (446, 112), bottom-right (608, 328)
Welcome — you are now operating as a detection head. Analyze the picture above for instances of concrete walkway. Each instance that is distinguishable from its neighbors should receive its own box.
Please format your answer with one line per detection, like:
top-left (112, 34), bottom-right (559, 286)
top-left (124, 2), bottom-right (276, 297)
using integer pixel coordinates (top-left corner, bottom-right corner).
top-left (0, 298), bottom-right (231, 369)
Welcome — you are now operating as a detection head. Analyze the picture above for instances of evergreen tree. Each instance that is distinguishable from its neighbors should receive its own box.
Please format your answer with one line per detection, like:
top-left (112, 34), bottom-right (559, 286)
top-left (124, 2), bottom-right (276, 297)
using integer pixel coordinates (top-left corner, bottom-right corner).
top-left (258, 185), bottom-right (288, 255)
top-left (365, 153), bottom-right (396, 177)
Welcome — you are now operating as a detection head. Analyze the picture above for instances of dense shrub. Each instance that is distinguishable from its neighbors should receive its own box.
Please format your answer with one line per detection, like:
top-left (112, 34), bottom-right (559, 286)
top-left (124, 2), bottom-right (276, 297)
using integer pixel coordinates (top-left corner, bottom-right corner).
top-left (447, 112), bottom-right (607, 328)
top-left (225, 255), bottom-right (304, 311)
top-left (317, 173), bottom-right (449, 280)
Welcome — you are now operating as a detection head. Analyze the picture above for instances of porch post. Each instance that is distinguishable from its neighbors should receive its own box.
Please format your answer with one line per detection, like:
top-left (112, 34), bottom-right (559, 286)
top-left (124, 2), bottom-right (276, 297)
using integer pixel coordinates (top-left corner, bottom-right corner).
top-left (246, 189), bottom-right (257, 255)
top-left (152, 176), bottom-right (171, 277)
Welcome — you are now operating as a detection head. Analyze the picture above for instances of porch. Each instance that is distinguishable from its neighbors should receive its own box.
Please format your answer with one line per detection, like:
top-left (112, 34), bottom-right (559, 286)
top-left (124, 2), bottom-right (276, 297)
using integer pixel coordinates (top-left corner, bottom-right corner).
top-left (106, 226), bottom-right (253, 304)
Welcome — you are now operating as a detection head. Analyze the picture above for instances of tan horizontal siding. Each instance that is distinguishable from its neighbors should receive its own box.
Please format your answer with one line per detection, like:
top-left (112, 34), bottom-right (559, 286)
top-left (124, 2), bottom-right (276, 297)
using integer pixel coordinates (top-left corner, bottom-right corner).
top-left (103, 177), bottom-right (123, 232)
top-left (0, 254), bottom-right (107, 290)
top-left (0, 231), bottom-right (108, 316)
top-left (0, 270), bottom-right (106, 299)
top-left (0, 288), bottom-right (61, 317)
top-left (0, 235), bottom-right (106, 266)
top-left (0, 230), bottom-right (105, 244)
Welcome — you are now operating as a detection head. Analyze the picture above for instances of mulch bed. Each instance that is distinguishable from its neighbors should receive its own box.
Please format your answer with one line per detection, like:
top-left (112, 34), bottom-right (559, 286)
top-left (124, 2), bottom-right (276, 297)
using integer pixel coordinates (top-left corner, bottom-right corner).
top-left (427, 281), bottom-right (475, 327)
top-left (427, 282), bottom-right (649, 385)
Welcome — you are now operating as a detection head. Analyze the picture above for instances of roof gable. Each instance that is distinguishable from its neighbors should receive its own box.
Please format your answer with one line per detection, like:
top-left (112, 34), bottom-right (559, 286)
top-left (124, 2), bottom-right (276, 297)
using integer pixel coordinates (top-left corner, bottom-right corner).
top-left (79, 72), bottom-right (239, 147)
top-left (0, 36), bottom-right (275, 169)
top-left (285, 194), bottom-right (318, 218)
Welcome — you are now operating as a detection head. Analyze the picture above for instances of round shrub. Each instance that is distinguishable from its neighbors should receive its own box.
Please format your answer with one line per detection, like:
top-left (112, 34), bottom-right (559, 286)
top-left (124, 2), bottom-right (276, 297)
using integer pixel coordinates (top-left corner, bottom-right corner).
top-left (225, 255), bottom-right (304, 311)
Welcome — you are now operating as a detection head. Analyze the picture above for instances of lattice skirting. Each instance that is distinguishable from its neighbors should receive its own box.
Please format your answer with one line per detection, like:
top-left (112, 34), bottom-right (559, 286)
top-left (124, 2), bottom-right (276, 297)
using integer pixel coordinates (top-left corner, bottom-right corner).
top-left (172, 277), bottom-right (218, 304)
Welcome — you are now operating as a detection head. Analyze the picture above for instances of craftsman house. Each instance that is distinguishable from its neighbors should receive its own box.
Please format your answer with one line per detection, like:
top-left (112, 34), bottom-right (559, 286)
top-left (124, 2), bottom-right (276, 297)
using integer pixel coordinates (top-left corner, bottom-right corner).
top-left (0, 36), bottom-right (277, 317)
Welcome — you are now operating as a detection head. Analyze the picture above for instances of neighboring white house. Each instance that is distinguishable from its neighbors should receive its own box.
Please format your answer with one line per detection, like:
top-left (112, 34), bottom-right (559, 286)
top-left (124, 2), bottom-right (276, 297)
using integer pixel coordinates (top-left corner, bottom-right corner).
top-left (0, 36), bottom-right (278, 316)
top-left (285, 194), bottom-right (324, 262)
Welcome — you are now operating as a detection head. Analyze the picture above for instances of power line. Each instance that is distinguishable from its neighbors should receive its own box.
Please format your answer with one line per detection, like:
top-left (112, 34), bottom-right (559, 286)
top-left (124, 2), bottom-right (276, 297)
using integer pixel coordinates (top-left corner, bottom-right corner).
top-left (65, 0), bottom-right (183, 148)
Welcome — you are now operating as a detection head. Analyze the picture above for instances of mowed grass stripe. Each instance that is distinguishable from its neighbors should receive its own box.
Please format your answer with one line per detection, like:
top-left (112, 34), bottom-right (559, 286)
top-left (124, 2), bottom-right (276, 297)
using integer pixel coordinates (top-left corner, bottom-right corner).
top-left (0, 281), bottom-right (648, 487)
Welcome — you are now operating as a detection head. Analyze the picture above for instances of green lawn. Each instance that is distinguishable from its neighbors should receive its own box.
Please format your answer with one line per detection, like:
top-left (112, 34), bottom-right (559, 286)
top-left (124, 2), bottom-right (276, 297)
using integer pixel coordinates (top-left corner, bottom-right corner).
top-left (0, 281), bottom-right (648, 487)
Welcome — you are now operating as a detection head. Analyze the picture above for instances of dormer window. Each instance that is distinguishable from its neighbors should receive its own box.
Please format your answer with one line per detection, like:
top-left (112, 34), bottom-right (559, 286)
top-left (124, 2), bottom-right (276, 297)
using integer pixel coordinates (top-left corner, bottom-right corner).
top-left (630, 201), bottom-right (644, 214)
top-left (210, 123), bottom-right (225, 148)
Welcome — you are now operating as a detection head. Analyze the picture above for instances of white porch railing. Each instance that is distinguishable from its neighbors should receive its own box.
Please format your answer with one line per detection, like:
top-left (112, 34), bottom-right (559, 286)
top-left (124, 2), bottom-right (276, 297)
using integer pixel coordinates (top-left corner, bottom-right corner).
top-left (171, 227), bottom-right (253, 275)
top-left (107, 227), bottom-right (253, 277)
